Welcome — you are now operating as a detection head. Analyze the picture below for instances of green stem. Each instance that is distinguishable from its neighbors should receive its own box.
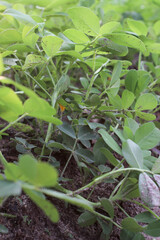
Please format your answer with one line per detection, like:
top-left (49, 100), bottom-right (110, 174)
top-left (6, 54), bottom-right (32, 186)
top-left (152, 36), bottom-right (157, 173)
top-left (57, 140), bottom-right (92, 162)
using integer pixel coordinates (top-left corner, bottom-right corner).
top-left (25, 71), bottom-right (51, 99)
top-left (109, 175), bottom-right (127, 200)
top-left (72, 168), bottom-right (152, 195)
top-left (115, 202), bottom-right (130, 218)
top-left (0, 151), bottom-right (8, 167)
top-left (46, 65), bottom-right (55, 87)
top-left (85, 74), bottom-right (98, 101)
top-left (85, 49), bottom-right (98, 101)
top-left (23, 183), bottom-right (119, 227)
top-left (0, 113), bottom-right (28, 135)
top-left (81, 36), bottom-right (99, 53)
top-left (60, 139), bottom-right (78, 177)
top-left (40, 123), bottom-right (53, 159)
top-left (138, 51), bottom-right (142, 70)
top-left (40, 78), bottom-right (59, 159)
top-left (127, 199), bottom-right (160, 220)
top-left (93, 210), bottom-right (122, 229)
top-left (0, 212), bottom-right (16, 218)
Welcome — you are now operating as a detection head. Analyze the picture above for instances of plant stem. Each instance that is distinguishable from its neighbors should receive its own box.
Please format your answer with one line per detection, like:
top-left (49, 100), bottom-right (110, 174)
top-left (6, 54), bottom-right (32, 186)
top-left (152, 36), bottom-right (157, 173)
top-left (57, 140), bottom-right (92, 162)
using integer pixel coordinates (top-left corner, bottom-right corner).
top-left (60, 139), bottom-right (78, 177)
top-left (25, 72), bottom-right (51, 99)
top-left (40, 123), bottom-right (53, 159)
top-left (0, 113), bottom-right (28, 135)
top-left (46, 65), bottom-right (55, 87)
top-left (138, 51), bottom-right (142, 70)
top-left (23, 183), bottom-right (119, 227)
top-left (115, 202), bottom-right (130, 217)
top-left (85, 50), bottom-right (97, 101)
top-left (93, 210), bottom-right (122, 229)
top-left (0, 151), bottom-right (8, 167)
top-left (127, 199), bottom-right (160, 220)
top-left (0, 212), bottom-right (16, 218)
top-left (72, 168), bottom-right (153, 195)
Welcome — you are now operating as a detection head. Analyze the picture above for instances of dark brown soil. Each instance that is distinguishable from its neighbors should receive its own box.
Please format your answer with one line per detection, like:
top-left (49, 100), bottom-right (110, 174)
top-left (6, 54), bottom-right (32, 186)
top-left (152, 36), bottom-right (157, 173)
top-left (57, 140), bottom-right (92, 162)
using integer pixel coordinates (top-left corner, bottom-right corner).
top-left (0, 120), bottom-right (160, 240)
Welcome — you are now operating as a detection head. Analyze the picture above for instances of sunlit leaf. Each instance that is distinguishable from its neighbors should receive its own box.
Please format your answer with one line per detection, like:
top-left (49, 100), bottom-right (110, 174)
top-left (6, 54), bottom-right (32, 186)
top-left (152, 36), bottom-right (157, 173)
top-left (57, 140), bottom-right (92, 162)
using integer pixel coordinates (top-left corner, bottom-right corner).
top-left (122, 140), bottom-right (143, 169)
top-left (41, 36), bottom-right (63, 57)
top-left (68, 7), bottom-right (100, 36)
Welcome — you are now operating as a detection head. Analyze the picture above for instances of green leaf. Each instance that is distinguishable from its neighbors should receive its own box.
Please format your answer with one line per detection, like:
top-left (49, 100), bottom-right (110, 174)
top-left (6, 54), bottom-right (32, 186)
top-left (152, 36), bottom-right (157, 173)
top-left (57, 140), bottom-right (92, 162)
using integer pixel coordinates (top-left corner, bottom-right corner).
top-left (135, 93), bottom-right (157, 110)
top-left (109, 61), bottom-right (122, 87)
top-left (98, 129), bottom-right (122, 155)
top-left (123, 126), bottom-right (134, 140)
top-left (139, 173), bottom-right (160, 207)
top-left (93, 139), bottom-right (109, 165)
top-left (47, 141), bottom-right (67, 150)
top-left (34, 162), bottom-right (58, 187)
top-left (125, 70), bottom-right (138, 93)
top-left (4, 163), bottom-right (24, 181)
top-left (45, 0), bottom-right (77, 10)
top-left (127, 19), bottom-right (148, 36)
top-left (144, 220), bottom-right (160, 237)
top-left (23, 54), bottom-right (46, 69)
top-left (135, 122), bottom-right (160, 150)
top-left (120, 230), bottom-right (145, 240)
top-left (0, 29), bottom-right (22, 44)
top-left (7, 43), bottom-right (34, 53)
top-left (136, 111), bottom-right (156, 121)
top-left (97, 219), bottom-right (112, 236)
top-left (87, 121), bottom-right (106, 130)
top-left (0, 180), bottom-right (21, 197)
top-left (154, 174), bottom-right (160, 188)
top-left (97, 38), bottom-right (128, 57)
top-left (147, 43), bottom-right (160, 54)
top-left (100, 21), bottom-right (120, 35)
top-left (122, 90), bottom-right (135, 109)
top-left (0, 77), bottom-right (49, 103)
top-left (63, 28), bottom-right (89, 43)
top-left (55, 50), bottom-right (83, 61)
top-left (136, 71), bottom-right (151, 96)
top-left (78, 211), bottom-right (96, 227)
top-left (22, 25), bottom-right (39, 48)
top-left (19, 155), bottom-right (58, 187)
top-left (3, 8), bottom-right (36, 25)
top-left (152, 158), bottom-right (160, 174)
top-left (0, 87), bottom-right (23, 122)
top-left (154, 20), bottom-right (160, 35)
top-left (0, 224), bottom-right (8, 234)
top-left (85, 94), bottom-right (101, 106)
top-left (0, 76), bottom-right (62, 125)
top-left (55, 74), bottom-right (70, 94)
top-left (100, 148), bottom-right (121, 167)
top-left (124, 118), bottom-right (139, 135)
top-left (105, 33), bottom-right (146, 53)
top-left (19, 154), bottom-right (37, 180)
top-left (0, 54), bottom-right (4, 75)
top-left (67, 7), bottom-right (100, 36)
top-left (108, 93), bottom-right (122, 109)
top-left (78, 126), bottom-right (96, 140)
top-left (134, 211), bottom-right (156, 223)
top-left (101, 198), bottom-right (114, 218)
top-left (58, 122), bottom-right (76, 139)
top-left (41, 36), bottom-right (63, 57)
top-left (24, 189), bottom-right (59, 223)
top-left (75, 149), bottom-right (94, 163)
top-left (121, 217), bottom-right (144, 233)
top-left (122, 139), bottom-right (143, 169)
top-left (24, 98), bottom-right (61, 125)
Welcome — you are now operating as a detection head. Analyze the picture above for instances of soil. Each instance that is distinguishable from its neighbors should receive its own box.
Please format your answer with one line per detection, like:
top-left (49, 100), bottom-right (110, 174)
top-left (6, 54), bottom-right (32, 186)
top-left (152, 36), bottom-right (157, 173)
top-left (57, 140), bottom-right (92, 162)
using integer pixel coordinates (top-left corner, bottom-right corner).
top-left (0, 119), bottom-right (160, 240)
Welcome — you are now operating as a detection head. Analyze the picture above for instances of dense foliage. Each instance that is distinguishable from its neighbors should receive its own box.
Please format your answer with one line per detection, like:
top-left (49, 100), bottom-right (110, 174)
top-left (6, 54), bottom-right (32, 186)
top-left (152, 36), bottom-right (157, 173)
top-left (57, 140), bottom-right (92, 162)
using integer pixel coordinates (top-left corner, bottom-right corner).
top-left (0, 0), bottom-right (160, 238)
